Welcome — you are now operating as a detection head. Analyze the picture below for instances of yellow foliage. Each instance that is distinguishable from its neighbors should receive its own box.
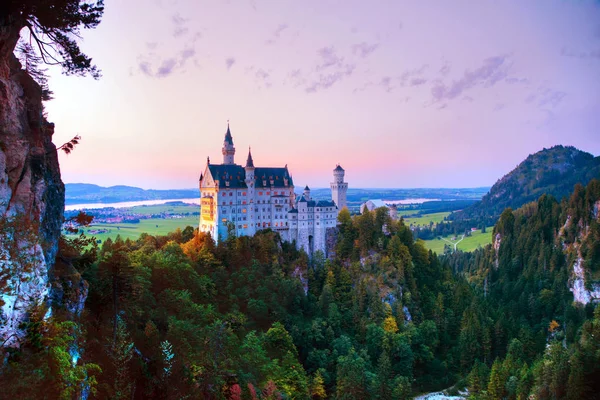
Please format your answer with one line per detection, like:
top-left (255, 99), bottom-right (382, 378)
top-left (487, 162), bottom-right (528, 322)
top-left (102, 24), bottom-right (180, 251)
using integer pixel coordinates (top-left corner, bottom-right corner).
top-left (548, 320), bottom-right (560, 333)
top-left (383, 316), bottom-right (399, 333)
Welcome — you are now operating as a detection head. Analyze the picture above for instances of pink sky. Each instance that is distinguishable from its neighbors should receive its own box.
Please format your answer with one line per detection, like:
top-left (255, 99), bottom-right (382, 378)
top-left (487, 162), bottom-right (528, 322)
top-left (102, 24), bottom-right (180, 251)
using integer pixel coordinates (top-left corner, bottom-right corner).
top-left (42, 0), bottom-right (600, 189)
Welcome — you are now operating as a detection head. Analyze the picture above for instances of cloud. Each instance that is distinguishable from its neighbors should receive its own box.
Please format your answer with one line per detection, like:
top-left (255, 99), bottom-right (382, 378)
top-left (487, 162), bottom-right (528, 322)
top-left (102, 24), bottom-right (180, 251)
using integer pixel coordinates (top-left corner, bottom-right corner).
top-left (254, 68), bottom-right (272, 88)
top-left (525, 87), bottom-right (566, 108)
top-left (379, 76), bottom-right (393, 92)
top-left (561, 47), bottom-right (600, 60)
top-left (225, 57), bottom-right (236, 70)
top-left (266, 24), bottom-right (289, 44)
top-left (410, 77), bottom-right (427, 86)
top-left (352, 42), bottom-right (379, 58)
top-left (316, 46), bottom-right (344, 70)
top-left (505, 77), bottom-right (529, 85)
top-left (172, 12), bottom-right (190, 37)
top-left (146, 42), bottom-right (158, 50)
top-left (136, 47), bottom-right (196, 78)
top-left (439, 63), bottom-right (451, 76)
top-left (430, 55), bottom-right (509, 102)
top-left (399, 64), bottom-right (428, 86)
top-left (139, 61), bottom-right (153, 77)
top-left (245, 66), bottom-right (272, 88)
top-left (306, 63), bottom-right (355, 93)
top-left (156, 58), bottom-right (178, 78)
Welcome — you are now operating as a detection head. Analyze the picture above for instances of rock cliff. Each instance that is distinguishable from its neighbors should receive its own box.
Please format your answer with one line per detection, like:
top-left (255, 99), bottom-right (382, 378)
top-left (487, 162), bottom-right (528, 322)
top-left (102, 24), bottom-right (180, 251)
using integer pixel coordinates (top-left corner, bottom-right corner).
top-left (0, 45), bottom-right (64, 347)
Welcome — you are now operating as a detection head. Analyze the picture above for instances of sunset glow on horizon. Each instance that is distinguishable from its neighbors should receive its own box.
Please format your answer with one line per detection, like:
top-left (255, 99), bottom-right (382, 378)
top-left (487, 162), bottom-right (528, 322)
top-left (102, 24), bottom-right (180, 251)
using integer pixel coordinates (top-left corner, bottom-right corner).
top-left (42, 0), bottom-right (600, 190)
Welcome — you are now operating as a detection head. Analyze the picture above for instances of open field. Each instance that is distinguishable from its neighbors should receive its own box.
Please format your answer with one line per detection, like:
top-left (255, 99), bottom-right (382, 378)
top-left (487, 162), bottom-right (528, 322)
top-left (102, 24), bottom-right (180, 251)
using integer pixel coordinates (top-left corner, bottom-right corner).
top-left (422, 227), bottom-right (494, 254)
top-left (127, 203), bottom-right (199, 215)
top-left (401, 211), bottom-right (451, 227)
top-left (77, 216), bottom-right (198, 243)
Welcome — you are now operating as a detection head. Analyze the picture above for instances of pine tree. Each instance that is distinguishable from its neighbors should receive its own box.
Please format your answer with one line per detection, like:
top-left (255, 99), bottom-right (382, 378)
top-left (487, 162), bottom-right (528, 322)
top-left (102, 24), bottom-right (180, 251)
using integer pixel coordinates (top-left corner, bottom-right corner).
top-left (310, 370), bottom-right (327, 399)
top-left (109, 316), bottom-right (134, 400)
top-left (487, 359), bottom-right (505, 400)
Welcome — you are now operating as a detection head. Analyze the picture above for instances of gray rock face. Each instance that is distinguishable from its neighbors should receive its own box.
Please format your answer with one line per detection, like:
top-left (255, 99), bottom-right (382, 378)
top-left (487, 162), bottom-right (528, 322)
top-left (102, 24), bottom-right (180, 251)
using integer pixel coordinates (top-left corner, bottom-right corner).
top-left (0, 53), bottom-right (64, 347)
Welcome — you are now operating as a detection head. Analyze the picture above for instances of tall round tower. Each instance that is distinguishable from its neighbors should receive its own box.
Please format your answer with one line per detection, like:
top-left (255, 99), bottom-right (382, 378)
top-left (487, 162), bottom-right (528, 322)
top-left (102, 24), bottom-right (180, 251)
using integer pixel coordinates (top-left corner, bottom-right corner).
top-left (331, 164), bottom-right (348, 209)
top-left (222, 122), bottom-right (235, 164)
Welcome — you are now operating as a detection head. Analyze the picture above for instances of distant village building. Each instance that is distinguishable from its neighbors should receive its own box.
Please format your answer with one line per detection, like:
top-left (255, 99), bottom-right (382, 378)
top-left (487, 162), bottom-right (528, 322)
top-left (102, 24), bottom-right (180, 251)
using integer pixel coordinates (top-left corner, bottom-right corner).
top-left (198, 124), bottom-right (348, 254)
top-left (360, 199), bottom-right (399, 220)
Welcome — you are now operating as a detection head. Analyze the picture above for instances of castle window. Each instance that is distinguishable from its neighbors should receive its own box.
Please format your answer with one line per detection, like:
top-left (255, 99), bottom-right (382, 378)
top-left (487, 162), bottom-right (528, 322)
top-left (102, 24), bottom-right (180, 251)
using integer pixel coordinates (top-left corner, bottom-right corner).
top-left (230, 192), bottom-right (233, 196)
top-left (267, 191), bottom-right (270, 195)
top-left (258, 192), bottom-right (263, 195)
top-left (230, 201), bottom-right (233, 205)
top-left (238, 225), bottom-right (242, 229)
top-left (243, 201), bottom-right (247, 205)
top-left (243, 192), bottom-right (246, 196)
top-left (222, 218), bottom-right (227, 222)
top-left (243, 224), bottom-right (248, 228)
top-left (242, 209), bottom-right (246, 213)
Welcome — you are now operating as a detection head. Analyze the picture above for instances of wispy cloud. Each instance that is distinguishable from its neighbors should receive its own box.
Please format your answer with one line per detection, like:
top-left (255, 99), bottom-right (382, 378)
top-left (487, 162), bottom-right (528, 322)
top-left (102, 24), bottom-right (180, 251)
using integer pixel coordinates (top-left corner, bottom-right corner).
top-left (245, 66), bottom-right (272, 88)
top-left (316, 46), bottom-right (344, 70)
top-left (172, 13), bottom-right (190, 37)
top-left (526, 87), bottom-right (567, 108)
top-left (561, 47), bottom-right (600, 60)
top-left (137, 47), bottom-right (196, 78)
top-left (352, 42), bottom-right (379, 58)
top-left (266, 24), bottom-right (289, 44)
top-left (430, 55), bottom-right (509, 103)
top-left (439, 63), bottom-right (451, 76)
top-left (225, 57), bottom-right (236, 70)
top-left (399, 64), bottom-right (428, 86)
top-left (306, 67), bottom-right (355, 93)
top-left (379, 76), bottom-right (393, 92)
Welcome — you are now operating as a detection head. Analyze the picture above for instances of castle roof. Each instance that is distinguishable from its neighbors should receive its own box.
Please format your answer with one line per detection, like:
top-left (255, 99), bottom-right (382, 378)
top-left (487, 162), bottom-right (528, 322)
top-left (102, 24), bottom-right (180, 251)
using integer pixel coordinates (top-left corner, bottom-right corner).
top-left (204, 164), bottom-right (294, 189)
top-left (224, 124), bottom-right (233, 145)
top-left (295, 194), bottom-right (336, 208)
top-left (334, 164), bottom-right (344, 172)
top-left (207, 164), bottom-right (246, 188)
top-left (304, 185), bottom-right (310, 191)
top-left (246, 147), bottom-right (254, 168)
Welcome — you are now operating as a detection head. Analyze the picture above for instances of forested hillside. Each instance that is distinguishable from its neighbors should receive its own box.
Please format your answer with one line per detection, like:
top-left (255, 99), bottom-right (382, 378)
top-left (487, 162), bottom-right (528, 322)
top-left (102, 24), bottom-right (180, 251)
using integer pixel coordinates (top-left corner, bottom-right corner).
top-left (1, 182), bottom-right (600, 399)
top-left (449, 146), bottom-right (600, 228)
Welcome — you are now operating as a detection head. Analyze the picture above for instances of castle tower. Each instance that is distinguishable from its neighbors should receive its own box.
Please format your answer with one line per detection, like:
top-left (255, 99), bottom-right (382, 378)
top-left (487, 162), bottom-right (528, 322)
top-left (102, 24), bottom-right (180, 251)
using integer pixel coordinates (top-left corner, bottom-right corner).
top-left (331, 164), bottom-right (348, 209)
top-left (245, 147), bottom-right (256, 235)
top-left (222, 122), bottom-right (235, 164)
top-left (303, 185), bottom-right (311, 200)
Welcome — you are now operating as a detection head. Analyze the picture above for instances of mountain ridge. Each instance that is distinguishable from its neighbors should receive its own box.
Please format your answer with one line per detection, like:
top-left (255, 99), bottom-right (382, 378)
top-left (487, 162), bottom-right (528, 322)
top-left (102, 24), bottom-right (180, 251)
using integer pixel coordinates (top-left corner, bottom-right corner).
top-left (449, 145), bottom-right (600, 223)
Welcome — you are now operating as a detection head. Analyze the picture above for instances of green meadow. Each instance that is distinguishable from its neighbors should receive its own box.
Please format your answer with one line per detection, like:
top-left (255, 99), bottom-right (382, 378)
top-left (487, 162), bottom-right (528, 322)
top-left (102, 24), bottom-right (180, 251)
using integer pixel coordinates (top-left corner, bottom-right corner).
top-left (422, 227), bottom-right (494, 254)
top-left (81, 217), bottom-right (198, 243)
top-left (74, 202), bottom-right (199, 243)
top-left (401, 211), bottom-right (451, 227)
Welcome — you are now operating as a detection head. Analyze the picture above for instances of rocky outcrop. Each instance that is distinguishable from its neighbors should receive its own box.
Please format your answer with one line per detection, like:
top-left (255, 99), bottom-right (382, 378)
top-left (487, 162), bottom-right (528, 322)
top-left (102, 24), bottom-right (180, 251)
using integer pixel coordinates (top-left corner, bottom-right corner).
top-left (0, 50), bottom-right (64, 347)
top-left (570, 256), bottom-right (600, 305)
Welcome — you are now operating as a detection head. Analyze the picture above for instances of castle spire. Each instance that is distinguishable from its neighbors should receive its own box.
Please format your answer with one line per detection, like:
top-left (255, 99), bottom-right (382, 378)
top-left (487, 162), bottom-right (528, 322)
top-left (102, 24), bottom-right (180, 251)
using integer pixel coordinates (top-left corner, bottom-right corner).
top-left (246, 146), bottom-right (254, 168)
top-left (222, 121), bottom-right (235, 164)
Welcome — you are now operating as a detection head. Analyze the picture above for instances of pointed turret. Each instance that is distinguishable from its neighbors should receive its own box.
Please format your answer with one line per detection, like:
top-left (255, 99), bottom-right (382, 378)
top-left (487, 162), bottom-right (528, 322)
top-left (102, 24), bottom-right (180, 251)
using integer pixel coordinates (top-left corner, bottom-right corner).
top-left (222, 121), bottom-right (235, 164)
top-left (224, 123), bottom-right (233, 145)
top-left (246, 147), bottom-right (254, 168)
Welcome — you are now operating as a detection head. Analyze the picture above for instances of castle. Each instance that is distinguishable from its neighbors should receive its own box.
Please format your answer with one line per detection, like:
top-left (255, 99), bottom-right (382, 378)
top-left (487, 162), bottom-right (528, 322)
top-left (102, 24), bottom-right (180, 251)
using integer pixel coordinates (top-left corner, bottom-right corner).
top-left (199, 124), bottom-right (348, 254)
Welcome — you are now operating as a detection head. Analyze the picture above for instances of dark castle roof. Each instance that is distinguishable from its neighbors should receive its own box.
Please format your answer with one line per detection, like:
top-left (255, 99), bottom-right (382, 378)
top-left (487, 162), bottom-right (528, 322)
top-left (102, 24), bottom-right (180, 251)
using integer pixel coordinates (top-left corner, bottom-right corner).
top-left (334, 164), bottom-right (344, 172)
top-left (295, 194), bottom-right (336, 208)
top-left (246, 148), bottom-right (254, 168)
top-left (205, 164), bottom-right (294, 189)
top-left (224, 124), bottom-right (233, 145)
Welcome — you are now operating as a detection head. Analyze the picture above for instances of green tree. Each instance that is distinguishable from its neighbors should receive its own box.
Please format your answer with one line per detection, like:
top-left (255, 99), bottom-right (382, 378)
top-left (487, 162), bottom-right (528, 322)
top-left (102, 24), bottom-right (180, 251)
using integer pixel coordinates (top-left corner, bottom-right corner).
top-left (3, 0), bottom-right (104, 77)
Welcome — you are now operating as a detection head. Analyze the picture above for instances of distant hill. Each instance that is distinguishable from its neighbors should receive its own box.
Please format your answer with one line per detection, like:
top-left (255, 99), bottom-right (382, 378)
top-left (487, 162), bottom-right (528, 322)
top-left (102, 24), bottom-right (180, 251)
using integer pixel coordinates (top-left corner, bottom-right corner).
top-left (450, 145), bottom-right (600, 223)
top-left (65, 183), bottom-right (199, 205)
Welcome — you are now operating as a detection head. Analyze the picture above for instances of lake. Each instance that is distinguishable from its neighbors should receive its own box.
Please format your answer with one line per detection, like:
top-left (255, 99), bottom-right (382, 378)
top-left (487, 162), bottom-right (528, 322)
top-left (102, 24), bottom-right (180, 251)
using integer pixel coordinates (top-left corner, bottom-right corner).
top-left (65, 198), bottom-right (200, 211)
